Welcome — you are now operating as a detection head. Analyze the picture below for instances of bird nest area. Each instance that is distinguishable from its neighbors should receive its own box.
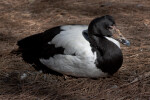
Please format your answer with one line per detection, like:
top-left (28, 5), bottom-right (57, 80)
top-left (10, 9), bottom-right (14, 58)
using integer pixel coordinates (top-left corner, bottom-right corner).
top-left (0, 0), bottom-right (150, 100)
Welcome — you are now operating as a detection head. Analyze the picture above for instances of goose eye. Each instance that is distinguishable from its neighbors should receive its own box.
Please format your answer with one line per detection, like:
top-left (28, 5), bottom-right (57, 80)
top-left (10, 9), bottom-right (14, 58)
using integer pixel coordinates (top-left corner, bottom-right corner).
top-left (107, 26), bottom-right (113, 30)
top-left (109, 26), bottom-right (113, 29)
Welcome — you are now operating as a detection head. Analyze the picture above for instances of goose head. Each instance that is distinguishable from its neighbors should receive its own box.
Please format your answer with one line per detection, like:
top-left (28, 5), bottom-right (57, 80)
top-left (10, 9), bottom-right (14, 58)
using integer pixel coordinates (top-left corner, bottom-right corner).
top-left (88, 15), bottom-right (130, 46)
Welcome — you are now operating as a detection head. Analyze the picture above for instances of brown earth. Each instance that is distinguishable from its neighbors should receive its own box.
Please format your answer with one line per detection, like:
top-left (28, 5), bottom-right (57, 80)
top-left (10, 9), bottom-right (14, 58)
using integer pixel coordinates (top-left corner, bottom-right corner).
top-left (0, 0), bottom-right (150, 100)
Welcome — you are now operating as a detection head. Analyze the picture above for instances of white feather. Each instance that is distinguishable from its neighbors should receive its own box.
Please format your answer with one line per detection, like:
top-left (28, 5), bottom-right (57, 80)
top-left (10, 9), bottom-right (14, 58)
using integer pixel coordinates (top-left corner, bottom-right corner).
top-left (105, 37), bottom-right (120, 48)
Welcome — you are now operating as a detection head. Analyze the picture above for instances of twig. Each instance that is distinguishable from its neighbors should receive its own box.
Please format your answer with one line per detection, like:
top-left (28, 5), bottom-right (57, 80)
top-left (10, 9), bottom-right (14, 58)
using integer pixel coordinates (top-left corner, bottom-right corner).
top-left (120, 71), bottom-right (150, 88)
top-left (103, 71), bottom-right (150, 93)
top-left (128, 54), bottom-right (139, 58)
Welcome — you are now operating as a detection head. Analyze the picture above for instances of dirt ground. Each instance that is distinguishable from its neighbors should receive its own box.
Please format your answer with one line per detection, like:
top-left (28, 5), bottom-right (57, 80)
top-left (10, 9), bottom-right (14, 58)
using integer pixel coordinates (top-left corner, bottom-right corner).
top-left (0, 0), bottom-right (150, 100)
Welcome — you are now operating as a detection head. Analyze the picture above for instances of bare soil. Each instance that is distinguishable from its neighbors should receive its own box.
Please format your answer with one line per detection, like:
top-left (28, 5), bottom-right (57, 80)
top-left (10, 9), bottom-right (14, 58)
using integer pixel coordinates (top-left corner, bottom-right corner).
top-left (0, 0), bottom-right (150, 100)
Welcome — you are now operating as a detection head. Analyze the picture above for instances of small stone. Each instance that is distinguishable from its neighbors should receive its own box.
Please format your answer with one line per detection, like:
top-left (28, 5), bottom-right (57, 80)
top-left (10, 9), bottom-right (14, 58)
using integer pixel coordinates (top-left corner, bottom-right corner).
top-left (111, 85), bottom-right (118, 89)
top-left (20, 73), bottom-right (27, 80)
top-left (137, 4), bottom-right (143, 7)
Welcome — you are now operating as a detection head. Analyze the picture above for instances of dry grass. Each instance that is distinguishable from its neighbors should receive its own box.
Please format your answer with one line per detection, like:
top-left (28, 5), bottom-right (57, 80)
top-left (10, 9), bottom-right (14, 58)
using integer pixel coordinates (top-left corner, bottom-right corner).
top-left (0, 0), bottom-right (150, 99)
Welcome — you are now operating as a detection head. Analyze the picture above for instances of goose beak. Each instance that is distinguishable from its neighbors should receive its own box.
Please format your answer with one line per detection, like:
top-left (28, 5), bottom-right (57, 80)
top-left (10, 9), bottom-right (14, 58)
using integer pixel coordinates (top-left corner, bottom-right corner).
top-left (120, 39), bottom-right (130, 46)
top-left (110, 26), bottom-right (130, 46)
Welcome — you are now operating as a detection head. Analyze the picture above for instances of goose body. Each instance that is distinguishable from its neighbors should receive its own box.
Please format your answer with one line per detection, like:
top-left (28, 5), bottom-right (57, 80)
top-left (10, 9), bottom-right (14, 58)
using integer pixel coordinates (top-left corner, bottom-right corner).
top-left (17, 15), bottom-right (130, 78)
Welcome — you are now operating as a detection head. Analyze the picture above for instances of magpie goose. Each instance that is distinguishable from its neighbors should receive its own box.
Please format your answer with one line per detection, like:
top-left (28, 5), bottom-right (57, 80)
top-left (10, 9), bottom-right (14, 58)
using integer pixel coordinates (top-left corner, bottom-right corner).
top-left (17, 15), bottom-right (130, 78)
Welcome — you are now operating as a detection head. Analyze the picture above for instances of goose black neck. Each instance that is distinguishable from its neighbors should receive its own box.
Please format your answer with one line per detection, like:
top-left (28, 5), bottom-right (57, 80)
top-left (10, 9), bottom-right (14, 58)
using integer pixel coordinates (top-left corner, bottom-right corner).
top-left (89, 35), bottom-right (123, 75)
